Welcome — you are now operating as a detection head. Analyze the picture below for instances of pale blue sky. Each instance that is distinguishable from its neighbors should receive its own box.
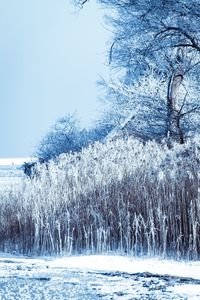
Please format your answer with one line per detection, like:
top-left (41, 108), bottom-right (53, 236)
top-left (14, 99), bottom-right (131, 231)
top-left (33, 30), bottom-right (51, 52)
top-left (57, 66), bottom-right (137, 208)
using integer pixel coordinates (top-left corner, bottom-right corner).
top-left (0, 0), bottom-right (109, 157)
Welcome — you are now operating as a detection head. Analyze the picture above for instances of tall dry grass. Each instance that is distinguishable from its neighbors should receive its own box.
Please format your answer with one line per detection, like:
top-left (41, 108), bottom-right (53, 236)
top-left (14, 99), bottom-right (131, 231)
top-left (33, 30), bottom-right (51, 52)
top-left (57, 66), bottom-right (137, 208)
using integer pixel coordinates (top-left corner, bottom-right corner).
top-left (0, 137), bottom-right (199, 259)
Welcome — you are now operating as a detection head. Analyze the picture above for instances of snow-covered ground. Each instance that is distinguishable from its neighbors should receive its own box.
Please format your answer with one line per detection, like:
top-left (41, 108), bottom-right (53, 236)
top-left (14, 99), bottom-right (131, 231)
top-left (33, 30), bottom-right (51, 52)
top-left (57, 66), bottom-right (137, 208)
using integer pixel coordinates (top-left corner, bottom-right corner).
top-left (0, 254), bottom-right (199, 299)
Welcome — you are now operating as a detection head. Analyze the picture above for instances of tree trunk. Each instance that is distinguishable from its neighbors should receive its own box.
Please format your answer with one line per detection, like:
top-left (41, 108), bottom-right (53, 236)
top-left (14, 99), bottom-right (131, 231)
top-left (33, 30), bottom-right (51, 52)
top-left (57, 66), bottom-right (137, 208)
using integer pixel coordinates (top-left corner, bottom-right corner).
top-left (167, 72), bottom-right (184, 146)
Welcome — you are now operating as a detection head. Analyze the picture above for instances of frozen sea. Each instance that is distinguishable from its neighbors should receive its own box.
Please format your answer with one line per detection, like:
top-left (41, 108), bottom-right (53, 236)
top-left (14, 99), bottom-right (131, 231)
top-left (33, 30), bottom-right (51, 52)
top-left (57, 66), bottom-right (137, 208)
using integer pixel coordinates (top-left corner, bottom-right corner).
top-left (0, 158), bottom-right (30, 190)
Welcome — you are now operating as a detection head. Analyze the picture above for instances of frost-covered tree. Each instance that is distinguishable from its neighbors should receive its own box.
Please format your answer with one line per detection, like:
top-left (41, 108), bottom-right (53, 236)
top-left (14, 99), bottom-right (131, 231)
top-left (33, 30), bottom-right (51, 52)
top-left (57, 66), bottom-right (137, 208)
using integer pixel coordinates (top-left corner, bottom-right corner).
top-left (106, 0), bottom-right (200, 143)
top-left (100, 70), bottom-right (169, 141)
top-left (74, 0), bottom-right (200, 144)
top-left (37, 113), bottom-right (84, 161)
top-left (101, 62), bottom-right (200, 143)
top-left (36, 112), bottom-right (113, 162)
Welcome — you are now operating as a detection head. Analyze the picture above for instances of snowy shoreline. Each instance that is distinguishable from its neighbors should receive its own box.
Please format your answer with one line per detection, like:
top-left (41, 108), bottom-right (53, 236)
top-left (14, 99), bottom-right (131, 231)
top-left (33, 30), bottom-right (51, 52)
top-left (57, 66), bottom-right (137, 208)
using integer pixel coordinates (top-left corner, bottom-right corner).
top-left (0, 253), bottom-right (199, 280)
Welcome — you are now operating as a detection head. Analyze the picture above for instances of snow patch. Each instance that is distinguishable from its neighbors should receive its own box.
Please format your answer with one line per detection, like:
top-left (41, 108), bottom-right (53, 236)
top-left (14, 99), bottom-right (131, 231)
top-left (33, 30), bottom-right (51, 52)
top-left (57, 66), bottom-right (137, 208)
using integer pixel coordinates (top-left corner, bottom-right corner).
top-left (170, 284), bottom-right (200, 299)
top-left (49, 255), bottom-right (200, 280)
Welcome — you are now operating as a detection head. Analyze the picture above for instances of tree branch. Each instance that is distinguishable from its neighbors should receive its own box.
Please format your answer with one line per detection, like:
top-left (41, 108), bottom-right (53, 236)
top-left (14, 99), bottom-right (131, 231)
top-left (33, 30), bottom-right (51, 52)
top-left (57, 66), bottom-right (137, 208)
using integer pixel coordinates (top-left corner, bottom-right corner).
top-left (155, 26), bottom-right (200, 52)
top-left (81, 0), bottom-right (89, 5)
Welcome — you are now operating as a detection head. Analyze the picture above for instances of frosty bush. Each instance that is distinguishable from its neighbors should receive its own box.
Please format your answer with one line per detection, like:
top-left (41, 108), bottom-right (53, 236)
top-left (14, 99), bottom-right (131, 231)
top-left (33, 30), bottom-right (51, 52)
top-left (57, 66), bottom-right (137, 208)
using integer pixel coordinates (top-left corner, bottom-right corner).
top-left (0, 136), bottom-right (199, 259)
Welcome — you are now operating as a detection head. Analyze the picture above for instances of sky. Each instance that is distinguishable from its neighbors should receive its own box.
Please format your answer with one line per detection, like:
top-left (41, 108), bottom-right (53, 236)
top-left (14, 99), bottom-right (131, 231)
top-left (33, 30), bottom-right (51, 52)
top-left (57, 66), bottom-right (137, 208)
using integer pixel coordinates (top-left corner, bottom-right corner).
top-left (0, 0), bottom-right (109, 157)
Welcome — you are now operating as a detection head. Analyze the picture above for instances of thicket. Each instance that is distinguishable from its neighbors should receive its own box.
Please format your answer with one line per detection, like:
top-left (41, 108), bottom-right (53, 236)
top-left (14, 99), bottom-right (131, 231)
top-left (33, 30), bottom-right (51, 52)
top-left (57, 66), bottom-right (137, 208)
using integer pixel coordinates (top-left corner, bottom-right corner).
top-left (0, 137), bottom-right (199, 259)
